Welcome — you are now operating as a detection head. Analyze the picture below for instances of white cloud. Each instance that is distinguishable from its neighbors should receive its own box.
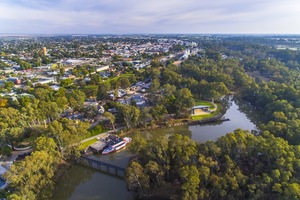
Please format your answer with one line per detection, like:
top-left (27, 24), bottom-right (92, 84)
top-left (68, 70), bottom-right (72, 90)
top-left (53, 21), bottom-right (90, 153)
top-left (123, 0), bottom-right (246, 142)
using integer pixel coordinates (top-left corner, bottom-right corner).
top-left (0, 0), bottom-right (299, 34)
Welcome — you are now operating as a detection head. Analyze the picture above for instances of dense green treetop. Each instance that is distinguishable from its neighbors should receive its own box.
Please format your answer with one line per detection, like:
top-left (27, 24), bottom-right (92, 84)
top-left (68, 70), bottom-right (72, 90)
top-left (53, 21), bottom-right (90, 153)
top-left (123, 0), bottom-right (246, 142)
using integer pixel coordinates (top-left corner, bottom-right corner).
top-left (126, 130), bottom-right (300, 200)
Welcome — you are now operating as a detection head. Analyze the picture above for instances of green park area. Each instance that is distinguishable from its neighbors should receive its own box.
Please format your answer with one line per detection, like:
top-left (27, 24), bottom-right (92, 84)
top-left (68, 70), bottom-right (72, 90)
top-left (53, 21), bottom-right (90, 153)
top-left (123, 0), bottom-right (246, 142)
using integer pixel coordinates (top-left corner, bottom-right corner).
top-left (88, 124), bottom-right (108, 137)
top-left (78, 138), bottom-right (98, 151)
top-left (191, 99), bottom-right (221, 120)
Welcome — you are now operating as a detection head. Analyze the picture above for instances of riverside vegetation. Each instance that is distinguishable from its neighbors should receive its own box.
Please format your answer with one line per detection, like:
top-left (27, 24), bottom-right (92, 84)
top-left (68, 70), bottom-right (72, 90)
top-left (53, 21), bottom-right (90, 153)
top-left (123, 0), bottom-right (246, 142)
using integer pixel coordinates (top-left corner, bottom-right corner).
top-left (0, 35), bottom-right (300, 199)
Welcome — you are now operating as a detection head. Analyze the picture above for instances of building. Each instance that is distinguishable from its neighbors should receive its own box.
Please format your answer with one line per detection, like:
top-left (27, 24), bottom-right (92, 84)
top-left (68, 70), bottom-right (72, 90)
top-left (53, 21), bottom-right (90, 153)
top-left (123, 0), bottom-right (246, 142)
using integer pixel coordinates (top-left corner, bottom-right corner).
top-left (7, 77), bottom-right (21, 84)
top-left (64, 59), bottom-right (83, 66)
top-left (191, 105), bottom-right (210, 115)
top-left (42, 47), bottom-right (47, 56)
top-left (89, 141), bottom-right (107, 153)
top-left (96, 66), bottom-right (109, 72)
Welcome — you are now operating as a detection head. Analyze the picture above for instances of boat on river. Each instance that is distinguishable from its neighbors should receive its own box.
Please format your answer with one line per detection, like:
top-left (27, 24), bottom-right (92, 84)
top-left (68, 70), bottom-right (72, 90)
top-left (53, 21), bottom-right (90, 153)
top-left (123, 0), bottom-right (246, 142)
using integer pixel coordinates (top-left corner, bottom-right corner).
top-left (123, 137), bottom-right (132, 143)
top-left (113, 141), bottom-right (127, 151)
top-left (102, 146), bottom-right (114, 155)
top-left (102, 137), bottom-right (132, 155)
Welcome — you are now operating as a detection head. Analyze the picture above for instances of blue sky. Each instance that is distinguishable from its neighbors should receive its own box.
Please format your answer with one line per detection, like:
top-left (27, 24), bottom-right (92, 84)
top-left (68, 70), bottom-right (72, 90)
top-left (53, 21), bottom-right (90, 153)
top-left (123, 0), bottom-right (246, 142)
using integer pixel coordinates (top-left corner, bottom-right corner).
top-left (0, 0), bottom-right (299, 34)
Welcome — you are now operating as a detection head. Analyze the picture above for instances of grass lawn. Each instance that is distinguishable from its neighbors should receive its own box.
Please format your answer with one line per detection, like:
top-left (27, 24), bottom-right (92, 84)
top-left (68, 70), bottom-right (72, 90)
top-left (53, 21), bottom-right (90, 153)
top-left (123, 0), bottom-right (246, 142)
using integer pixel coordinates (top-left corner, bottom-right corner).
top-left (107, 73), bottom-right (135, 83)
top-left (191, 113), bottom-right (214, 120)
top-left (194, 99), bottom-right (215, 109)
top-left (79, 138), bottom-right (98, 151)
top-left (214, 103), bottom-right (222, 113)
top-left (88, 124), bottom-right (108, 137)
top-left (191, 99), bottom-right (222, 120)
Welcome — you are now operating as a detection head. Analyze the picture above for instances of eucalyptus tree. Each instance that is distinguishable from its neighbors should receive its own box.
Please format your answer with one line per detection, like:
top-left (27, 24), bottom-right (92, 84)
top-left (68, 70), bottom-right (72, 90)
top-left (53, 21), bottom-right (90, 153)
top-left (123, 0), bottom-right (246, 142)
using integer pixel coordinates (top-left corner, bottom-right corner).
top-left (0, 107), bottom-right (28, 149)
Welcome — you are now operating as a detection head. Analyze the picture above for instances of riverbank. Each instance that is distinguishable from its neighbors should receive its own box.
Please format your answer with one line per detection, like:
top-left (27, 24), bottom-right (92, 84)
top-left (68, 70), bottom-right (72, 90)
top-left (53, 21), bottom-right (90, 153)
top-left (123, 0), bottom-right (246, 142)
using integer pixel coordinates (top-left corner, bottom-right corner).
top-left (52, 96), bottom-right (258, 199)
top-left (135, 101), bottom-right (225, 131)
top-left (50, 98), bottom-right (226, 199)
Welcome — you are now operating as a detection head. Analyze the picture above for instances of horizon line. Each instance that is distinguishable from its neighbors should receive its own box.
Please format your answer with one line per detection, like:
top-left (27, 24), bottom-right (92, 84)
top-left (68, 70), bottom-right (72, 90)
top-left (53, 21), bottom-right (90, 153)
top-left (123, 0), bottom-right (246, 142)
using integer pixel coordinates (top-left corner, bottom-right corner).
top-left (1, 33), bottom-right (300, 37)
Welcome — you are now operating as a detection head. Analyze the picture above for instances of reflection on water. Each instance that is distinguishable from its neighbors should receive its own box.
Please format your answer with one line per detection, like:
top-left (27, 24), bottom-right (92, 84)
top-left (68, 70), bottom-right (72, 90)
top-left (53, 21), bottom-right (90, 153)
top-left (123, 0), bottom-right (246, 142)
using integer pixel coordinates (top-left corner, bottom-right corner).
top-left (90, 149), bottom-right (134, 168)
top-left (190, 97), bottom-right (256, 142)
top-left (145, 97), bottom-right (256, 143)
top-left (52, 164), bottom-right (133, 200)
top-left (143, 124), bottom-right (192, 139)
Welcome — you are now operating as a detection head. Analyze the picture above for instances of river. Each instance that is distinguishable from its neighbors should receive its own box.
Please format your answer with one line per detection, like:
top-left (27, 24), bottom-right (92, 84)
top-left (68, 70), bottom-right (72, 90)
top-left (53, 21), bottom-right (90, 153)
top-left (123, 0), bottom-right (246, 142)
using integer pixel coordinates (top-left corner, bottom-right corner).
top-left (52, 97), bottom-right (257, 200)
top-left (51, 151), bottom-right (134, 200)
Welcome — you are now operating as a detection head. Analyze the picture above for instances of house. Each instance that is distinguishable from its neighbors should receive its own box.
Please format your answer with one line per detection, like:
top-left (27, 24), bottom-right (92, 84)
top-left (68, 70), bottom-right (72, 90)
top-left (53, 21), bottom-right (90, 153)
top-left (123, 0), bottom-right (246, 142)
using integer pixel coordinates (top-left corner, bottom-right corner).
top-left (7, 77), bottom-right (21, 84)
top-left (96, 66), bottom-right (109, 72)
top-left (64, 59), bottom-right (83, 66)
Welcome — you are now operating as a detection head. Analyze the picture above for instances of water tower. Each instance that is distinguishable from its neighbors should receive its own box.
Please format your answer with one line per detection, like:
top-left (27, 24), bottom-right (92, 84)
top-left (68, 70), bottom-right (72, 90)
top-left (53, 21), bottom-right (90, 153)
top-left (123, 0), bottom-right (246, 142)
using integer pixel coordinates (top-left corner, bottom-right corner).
top-left (42, 47), bottom-right (47, 56)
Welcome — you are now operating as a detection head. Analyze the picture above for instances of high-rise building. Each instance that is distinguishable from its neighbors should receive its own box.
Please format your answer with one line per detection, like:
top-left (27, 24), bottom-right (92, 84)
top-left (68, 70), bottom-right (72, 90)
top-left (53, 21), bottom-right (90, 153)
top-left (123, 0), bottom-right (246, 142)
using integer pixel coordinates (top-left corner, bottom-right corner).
top-left (42, 47), bottom-right (47, 56)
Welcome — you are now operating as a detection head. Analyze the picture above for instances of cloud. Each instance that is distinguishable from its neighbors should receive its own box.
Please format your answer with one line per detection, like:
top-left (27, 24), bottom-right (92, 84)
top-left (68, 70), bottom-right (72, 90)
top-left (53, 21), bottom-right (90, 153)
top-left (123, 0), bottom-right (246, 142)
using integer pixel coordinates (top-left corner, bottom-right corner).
top-left (0, 0), bottom-right (300, 34)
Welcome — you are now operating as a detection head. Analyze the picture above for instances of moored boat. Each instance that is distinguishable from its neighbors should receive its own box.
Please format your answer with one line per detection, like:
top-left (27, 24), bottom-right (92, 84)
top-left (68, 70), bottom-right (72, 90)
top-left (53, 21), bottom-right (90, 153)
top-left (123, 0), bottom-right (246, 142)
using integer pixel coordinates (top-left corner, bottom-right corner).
top-left (102, 146), bottom-right (114, 155)
top-left (123, 137), bottom-right (132, 143)
top-left (102, 136), bottom-right (132, 155)
top-left (114, 141), bottom-right (127, 151)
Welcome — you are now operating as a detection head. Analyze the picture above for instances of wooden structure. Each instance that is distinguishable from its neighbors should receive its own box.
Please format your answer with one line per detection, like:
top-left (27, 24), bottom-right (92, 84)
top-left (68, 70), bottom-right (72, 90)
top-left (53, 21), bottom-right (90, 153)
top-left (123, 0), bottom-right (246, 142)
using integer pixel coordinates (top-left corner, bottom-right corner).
top-left (191, 105), bottom-right (210, 115)
top-left (77, 156), bottom-right (126, 177)
top-left (88, 141), bottom-right (106, 153)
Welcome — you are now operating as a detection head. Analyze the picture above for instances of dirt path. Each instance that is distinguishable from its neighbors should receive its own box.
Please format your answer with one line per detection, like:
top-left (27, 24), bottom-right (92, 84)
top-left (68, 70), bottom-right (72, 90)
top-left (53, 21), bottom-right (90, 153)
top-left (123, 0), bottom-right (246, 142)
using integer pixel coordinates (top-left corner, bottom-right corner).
top-left (211, 102), bottom-right (218, 112)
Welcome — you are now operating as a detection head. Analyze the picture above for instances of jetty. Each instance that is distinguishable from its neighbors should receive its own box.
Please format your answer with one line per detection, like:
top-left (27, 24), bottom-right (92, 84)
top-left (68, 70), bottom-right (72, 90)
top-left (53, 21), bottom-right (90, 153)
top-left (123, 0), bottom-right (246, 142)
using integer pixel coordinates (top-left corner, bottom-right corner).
top-left (188, 113), bottom-right (230, 125)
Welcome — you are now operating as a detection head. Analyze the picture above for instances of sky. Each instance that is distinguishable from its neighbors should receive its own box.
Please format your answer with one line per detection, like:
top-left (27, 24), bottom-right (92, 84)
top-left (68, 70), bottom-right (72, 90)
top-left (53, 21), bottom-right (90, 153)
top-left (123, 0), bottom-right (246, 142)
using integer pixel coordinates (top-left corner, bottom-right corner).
top-left (0, 0), bottom-right (300, 34)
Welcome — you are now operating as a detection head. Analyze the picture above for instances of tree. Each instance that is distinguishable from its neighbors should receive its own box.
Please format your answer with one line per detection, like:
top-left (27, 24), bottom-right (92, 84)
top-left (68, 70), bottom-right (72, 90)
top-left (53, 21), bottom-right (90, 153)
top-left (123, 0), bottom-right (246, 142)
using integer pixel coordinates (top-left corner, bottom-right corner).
top-left (68, 90), bottom-right (86, 111)
top-left (31, 87), bottom-right (53, 102)
top-left (161, 68), bottom-right (182, 86)
top-left (161, 84), bottom-right (176, 96)
top-left (55, 96), bottom-right (68, 111)
top-left (180, 165), bottom-right (200, 200)
top-left (145, 160), bottom-right (164, 186)
top-left (208, 82), bottom-right (229, 103)
top-left (19, 96), bottom-right (31, 107)
top-left (60, 78), bottom-right (73, 87)
top-left (173, 88), bottom-right (195, 117)
top-left (103, 112), bottom-right (116, 131)
top-left (4, 81), bottom-right (14, 91)
top-left (168, 134), bottom-right (197, 171)
top-left (20, 98), bottom-right (42, 126)
top-left (0, 107), bottom-right (27, 149)
top-left (118, 104), bottom-right (141, 130)
top-left (283, 183), bottom-right (300, 200)
top-left (82, 85), bottom-right (98, 98)
top-left (151, 104), bottom-right (167, 122)
top-left (139, 107), bottom-right (152, 127)
top-left (34, 136), bottom-right (61, 160)
top-left (97, 81), bottom-right (110, 100)
top-left (5, 150), bottom-right (57, 200)
top-left (149, 78), bottom-right (160, 94)
top-left (47, 119), bottom-right (89, 160)
top-left (126, 161), bottom-right (149, 192)
top-left (0, 99), bottom-right (7, 107)
top-left (38, 101), bottom-right (60, 121)
top-left (128, 131), bottom-right (147, 154)
top-left (118, 77), bottom-right (131, 89)
top-left (90, 74), bottom-right (102, 85)
top-left (149, 68), bottom-right (160, 79)
top-left (150, 60), bottom-right (162, 68)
